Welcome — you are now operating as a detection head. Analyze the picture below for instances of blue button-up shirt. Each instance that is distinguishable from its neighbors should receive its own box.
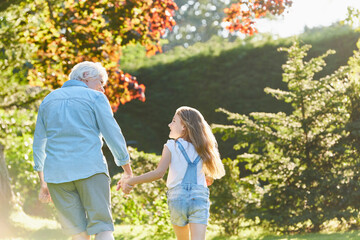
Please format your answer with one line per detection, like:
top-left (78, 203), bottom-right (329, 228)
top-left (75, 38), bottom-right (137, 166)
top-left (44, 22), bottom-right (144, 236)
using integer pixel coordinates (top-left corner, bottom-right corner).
top-left (33, 80), bottom-right (130, 183)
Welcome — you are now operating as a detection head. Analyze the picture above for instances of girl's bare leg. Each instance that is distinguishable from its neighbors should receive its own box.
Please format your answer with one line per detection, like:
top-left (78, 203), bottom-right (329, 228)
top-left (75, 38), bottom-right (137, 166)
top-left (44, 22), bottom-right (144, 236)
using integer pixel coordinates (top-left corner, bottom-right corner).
top-left (173, 224), bottom-right (190, 240)
top-left (189, 223), bottom-right (206, 240)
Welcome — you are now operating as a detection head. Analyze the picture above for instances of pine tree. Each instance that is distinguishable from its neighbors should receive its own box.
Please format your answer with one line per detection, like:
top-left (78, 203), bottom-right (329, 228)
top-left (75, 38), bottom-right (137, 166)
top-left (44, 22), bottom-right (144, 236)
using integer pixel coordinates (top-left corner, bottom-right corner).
top-left (213, 41), bottom-right (354, 232)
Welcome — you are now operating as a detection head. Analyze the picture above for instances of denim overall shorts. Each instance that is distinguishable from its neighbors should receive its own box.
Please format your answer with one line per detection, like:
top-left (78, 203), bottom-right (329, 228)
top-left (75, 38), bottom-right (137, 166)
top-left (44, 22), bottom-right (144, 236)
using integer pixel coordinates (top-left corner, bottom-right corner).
top-left (166, 141), bottom-right (210, 226)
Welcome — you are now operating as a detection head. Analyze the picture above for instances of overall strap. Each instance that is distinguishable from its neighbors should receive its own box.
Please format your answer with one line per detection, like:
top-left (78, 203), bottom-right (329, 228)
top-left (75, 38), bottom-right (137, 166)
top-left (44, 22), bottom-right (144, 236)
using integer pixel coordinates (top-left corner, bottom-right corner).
top-left (176, 141), bottom-right (201, 184)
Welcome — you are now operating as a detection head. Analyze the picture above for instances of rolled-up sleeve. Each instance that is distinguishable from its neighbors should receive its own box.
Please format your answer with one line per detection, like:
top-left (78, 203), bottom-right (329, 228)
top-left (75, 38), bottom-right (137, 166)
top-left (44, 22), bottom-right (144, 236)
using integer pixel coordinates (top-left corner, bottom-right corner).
top-left (94, 93), bottom-right (130, 166)
top-left (33, 108), bottom-right (47, 171)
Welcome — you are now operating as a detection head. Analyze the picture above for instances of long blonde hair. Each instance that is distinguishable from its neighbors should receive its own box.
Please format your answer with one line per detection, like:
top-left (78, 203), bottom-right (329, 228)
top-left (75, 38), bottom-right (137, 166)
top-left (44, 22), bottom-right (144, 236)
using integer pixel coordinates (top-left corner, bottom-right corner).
top-left (176, 106), bottom-right (225, 179)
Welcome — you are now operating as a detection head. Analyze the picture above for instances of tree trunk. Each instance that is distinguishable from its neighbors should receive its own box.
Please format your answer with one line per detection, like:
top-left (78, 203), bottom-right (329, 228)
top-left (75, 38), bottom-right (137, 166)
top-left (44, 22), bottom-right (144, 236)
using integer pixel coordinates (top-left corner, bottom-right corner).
top-left (0, 143), bottom-right (13, 221)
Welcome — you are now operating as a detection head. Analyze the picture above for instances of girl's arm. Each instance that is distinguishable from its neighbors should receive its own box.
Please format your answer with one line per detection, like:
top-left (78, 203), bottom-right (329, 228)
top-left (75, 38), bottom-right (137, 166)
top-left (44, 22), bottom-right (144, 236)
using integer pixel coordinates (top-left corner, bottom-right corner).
top-left (121, 146), bottom-right (171, 189)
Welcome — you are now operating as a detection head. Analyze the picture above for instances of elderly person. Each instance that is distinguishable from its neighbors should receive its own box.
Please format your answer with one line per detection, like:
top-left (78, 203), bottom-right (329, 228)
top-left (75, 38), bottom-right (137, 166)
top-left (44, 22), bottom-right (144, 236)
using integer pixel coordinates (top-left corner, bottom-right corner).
top-left (33, 61), bottom-right (132, 240)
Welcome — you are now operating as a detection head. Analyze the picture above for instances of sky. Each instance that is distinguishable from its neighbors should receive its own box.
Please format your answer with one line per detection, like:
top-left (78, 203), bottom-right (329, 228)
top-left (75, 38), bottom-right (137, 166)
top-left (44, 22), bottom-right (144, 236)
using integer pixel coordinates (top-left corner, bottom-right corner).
top-left (255, 0), bottom-right (360, 37)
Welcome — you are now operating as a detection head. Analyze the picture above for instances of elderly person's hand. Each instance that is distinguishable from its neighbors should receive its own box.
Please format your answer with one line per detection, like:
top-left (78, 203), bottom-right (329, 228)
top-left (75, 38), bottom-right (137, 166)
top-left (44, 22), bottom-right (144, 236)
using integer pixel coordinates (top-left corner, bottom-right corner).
top-left (39, 183), bottom-right (52, 203)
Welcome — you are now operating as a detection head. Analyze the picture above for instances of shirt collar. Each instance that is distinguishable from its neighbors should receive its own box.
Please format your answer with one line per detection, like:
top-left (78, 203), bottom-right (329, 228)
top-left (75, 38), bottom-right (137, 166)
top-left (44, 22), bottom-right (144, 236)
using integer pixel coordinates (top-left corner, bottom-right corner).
top-left (62, 80), bottom-right (89, 88)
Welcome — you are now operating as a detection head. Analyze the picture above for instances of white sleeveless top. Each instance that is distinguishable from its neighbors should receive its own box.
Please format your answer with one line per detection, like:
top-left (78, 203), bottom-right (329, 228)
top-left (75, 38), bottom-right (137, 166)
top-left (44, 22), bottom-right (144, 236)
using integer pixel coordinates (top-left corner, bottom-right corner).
top-left (165, 138), bottom-right (206, 189)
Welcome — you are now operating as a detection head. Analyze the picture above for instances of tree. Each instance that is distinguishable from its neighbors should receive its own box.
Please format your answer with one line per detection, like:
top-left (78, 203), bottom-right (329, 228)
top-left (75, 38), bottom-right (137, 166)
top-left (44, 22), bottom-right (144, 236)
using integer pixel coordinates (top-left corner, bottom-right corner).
top-left (24, 0), bottom-right (178, 111)
top-left (0, 3), bottom-right (50, 217)
top-left (213, 41), bottom-right (358, 232)
top-left (164, 0), bottom-right (293, 50)
top-left (0, 71), bottom-right (47, 220)
top-left (163, 0), bottom-right (229, 50)
top-left (223, 0), bottom-right (292, 35)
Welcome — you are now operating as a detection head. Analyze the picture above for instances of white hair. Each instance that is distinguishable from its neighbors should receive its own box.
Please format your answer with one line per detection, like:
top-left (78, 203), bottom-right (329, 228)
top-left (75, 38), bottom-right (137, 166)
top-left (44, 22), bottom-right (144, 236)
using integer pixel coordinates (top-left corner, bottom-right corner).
top-left (69, 61), bottom-right (108, 84)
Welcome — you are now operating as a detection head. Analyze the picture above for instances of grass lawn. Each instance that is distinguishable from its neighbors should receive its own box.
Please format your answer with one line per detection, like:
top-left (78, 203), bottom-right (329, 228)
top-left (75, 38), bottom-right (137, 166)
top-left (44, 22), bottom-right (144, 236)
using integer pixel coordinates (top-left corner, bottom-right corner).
top-left (2, 211), bottom-right (360, 240)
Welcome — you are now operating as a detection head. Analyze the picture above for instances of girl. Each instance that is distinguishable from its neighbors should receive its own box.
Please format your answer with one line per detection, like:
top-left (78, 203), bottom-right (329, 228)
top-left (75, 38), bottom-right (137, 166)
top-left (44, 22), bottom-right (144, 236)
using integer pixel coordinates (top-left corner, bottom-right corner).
top-left (118, 106), bottom-right (225, 240)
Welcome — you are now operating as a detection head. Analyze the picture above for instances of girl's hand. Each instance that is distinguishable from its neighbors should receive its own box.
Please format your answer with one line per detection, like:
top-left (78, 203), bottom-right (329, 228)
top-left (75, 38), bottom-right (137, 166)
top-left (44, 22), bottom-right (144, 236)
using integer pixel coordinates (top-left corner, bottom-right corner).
top-left (206, 176), bottom-right (214, 186)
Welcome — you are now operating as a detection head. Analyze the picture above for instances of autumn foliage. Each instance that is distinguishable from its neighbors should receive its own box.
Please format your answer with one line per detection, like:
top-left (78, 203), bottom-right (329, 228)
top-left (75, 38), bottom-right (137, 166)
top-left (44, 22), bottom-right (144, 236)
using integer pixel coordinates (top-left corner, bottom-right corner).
top-left (223, 0), bottom-right (292, 35)
top-left (24, 0), bottom-right (291, 111)
top-left (27, 0), bottom-right (177, 111)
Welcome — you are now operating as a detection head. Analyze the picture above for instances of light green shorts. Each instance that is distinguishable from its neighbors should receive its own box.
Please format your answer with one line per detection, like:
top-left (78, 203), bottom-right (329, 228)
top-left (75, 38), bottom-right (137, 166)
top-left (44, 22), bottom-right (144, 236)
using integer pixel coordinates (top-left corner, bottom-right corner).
top-left (47, 173), bottom-right (114, 235)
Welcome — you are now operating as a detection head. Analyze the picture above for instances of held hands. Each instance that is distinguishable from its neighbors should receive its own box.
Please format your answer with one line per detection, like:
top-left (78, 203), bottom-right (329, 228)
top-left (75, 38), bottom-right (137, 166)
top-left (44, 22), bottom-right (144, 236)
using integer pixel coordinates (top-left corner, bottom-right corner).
top-left (39, 183), bottom-right (52, 203)
top-left (116, 174), bottom-right (134, 195)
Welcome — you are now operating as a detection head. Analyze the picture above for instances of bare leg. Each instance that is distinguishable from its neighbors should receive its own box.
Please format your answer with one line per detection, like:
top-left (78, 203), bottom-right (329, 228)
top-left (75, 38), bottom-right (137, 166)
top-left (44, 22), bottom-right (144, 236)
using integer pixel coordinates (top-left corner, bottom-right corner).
top-left (189, 223), bottom-right (207, 240)
top-left (95, 231), bottom-right (115, 240)
top-left (72, 232), bottom-right (90, 240)
top-left (173, 224), bottom-right (190, 240)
